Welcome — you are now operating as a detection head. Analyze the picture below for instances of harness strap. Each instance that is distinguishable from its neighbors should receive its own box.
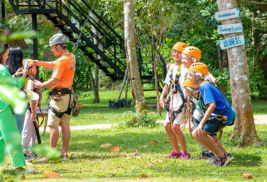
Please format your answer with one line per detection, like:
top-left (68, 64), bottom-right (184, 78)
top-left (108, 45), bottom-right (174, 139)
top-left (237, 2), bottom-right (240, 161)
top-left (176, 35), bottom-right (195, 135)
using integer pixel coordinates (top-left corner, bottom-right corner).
top-left (49, 94), bottom-right (72, 118)
top-left (168, 64), bottom-right (186, 123)
top-left (187, 96), bottom-right (193, 138)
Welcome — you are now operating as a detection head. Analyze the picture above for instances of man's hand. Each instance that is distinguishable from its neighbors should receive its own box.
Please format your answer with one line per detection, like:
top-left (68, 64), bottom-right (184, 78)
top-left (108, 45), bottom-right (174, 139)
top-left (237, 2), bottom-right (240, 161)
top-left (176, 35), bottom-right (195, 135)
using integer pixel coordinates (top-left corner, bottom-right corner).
top-left (160, 97), bottom-right (166, 108)
top-left (34, 81), bottom-right (42, 89)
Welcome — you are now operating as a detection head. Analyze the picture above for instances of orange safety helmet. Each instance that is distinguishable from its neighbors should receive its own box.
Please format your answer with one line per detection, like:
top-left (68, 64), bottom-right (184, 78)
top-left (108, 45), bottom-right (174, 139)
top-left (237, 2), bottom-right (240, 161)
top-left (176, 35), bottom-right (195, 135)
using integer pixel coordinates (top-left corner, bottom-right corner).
top-left (183, 46), bottom-right (201, 61)
top-left (188, 62), bottom-right (209, 76)
top-left (183, 78), bottom-right (200, 88)
top-left (172, 42), bottom-right (188, 52)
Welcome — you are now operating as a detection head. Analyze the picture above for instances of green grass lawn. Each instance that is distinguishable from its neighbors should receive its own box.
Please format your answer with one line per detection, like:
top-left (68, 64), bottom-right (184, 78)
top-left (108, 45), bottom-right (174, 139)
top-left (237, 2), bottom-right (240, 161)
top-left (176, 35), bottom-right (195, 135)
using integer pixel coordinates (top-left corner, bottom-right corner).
top-left (2, 125), bottom-right (267, 181)
top-left (40, 90), bottom-right (267, 126)
top-left (2, 90), bottom-right (267, 181)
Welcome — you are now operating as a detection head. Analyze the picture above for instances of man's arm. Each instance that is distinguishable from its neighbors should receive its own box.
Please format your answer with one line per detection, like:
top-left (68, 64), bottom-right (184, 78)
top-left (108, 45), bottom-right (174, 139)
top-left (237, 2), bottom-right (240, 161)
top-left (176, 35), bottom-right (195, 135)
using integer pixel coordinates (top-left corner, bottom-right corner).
top-left (33, 60), bottom-right (55, 69)
top-left (35, 77), bottom-right (59, 89)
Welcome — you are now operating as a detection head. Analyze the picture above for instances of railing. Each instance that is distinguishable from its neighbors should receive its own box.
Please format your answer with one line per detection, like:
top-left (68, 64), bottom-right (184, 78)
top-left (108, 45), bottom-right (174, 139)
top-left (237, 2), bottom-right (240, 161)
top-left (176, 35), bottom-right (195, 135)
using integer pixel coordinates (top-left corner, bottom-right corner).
top-left (11, 0), bottom-right (127, 73)
top-left (10, 0), bottom-right (166, 86)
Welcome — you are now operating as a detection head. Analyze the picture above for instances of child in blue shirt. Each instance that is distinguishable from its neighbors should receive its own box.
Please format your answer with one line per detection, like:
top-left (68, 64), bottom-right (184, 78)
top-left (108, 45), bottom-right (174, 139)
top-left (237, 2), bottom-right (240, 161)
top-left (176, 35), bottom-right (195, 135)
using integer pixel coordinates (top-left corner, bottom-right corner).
top-left (187, 62), bottom-right (234, 167)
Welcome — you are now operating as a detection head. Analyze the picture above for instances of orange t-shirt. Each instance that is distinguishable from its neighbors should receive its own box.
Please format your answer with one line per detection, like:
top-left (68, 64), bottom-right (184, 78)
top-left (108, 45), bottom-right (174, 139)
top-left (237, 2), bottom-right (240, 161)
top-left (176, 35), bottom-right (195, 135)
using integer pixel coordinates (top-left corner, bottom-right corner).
top-left (51, 53), bottom-right (76, 90)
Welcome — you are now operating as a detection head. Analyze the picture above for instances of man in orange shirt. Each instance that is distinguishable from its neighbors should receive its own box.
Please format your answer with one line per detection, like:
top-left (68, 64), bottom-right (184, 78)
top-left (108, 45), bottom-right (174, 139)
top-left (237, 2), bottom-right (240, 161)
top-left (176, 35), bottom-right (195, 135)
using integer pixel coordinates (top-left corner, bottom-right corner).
top-left (33, 33), bottom-right (76, 160)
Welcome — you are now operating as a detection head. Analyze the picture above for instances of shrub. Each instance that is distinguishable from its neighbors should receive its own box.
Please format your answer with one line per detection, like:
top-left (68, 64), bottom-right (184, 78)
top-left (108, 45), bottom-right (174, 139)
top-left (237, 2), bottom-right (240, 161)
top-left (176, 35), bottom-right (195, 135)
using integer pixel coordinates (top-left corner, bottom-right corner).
top-left (120, 110), bottom-right (157, 128)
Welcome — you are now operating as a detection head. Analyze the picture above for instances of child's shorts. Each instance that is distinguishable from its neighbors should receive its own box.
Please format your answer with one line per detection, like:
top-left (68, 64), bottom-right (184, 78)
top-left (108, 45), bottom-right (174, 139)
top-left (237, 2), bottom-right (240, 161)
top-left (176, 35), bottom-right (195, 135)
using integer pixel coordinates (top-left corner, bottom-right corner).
top-left (165, 108), bottom-right (185, 125)
top-left (202, 109), bottom-right (234, 136)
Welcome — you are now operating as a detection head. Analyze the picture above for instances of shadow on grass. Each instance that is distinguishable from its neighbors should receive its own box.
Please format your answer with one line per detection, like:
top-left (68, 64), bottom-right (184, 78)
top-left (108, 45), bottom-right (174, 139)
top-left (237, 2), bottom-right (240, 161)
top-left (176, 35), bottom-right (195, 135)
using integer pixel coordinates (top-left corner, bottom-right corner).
top-left (66, 128), bottom-right (263, 168)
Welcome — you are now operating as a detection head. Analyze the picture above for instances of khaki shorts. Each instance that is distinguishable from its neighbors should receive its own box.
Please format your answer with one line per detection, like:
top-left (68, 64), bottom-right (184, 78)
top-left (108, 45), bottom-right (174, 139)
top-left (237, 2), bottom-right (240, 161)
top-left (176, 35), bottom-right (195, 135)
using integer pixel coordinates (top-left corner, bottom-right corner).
top-left (48, 94), bottom-right (74, 126)
top-left (165, 107), bottom-right (185, 125)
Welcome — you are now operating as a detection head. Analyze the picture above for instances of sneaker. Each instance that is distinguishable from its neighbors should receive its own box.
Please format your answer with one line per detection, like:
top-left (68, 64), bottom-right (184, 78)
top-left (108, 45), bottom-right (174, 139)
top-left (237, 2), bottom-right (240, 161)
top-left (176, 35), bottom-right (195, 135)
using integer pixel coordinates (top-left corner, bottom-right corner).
top-left (225, 153), bottom-right (235, 166)
top-left (208, 153), bottom-right (216, 161)
top-left (25, 153), bottom-right (38, 161)
top-left (215, 154), bottom-right (227, 167)
top-left (193, 152), bottom-right (209, 160)
top-left (164, 150), bottom-right (181, 158)
top-left (15, 167), bottom-right (35, 174)
top-left (179, 152), bottom-right (191, 160)
top-left (24, 154), bottom-right (35, 161)
top-left (61, 154), bottom-right (69, 160)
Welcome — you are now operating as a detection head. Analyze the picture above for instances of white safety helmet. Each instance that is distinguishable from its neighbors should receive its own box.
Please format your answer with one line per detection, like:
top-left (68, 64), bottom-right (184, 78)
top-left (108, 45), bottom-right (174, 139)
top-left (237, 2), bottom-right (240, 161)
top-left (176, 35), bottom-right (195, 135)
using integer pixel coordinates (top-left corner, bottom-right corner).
top-left (49, 33), bottom-right (68, 47)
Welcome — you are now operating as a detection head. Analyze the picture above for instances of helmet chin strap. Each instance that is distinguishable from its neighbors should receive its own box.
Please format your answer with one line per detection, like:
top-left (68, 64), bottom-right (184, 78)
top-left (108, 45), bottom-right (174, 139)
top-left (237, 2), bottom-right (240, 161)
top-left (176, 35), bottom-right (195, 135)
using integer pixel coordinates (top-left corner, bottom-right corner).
top-left (194, 76), bottom-right (199, 85)
top-left (55, 45), bottom-right (63, 55)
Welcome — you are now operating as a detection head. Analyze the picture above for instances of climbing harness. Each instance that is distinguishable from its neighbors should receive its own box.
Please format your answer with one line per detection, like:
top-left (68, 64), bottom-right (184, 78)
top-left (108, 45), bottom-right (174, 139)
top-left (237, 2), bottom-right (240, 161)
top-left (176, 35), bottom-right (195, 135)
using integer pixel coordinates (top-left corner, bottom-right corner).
top-left (167, 64), bottom-right (187, 129)
top-left (196, 81), bottom-right (234, 144)
top-left (48, 87), bottom-right (74, 118)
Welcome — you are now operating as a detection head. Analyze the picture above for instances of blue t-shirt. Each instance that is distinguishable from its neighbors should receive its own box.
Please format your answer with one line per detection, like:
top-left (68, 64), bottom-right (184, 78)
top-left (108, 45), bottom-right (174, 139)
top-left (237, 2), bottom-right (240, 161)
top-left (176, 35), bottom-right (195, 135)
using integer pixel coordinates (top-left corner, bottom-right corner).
top-left (199, 82), bottom-right (233, 123)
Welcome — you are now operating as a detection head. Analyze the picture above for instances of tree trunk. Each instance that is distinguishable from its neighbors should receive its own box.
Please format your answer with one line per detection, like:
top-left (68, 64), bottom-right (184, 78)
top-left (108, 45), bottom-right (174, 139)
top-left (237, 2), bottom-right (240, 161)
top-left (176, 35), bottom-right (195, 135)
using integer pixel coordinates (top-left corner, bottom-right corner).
top-left (85, 56), bottom-right (99, 103)
top-left (90, 12), bottom-right (100, 103)
top-left (116, 70), bottom-right (128, 102)
top-left (152, 41), bottom-right (161, 116)
top-left (124, 0), bottom-right (147, 113)
top-left (217, 44), bottom-right (228, 96)
top-left (217, 0), bottom-right (262, 146)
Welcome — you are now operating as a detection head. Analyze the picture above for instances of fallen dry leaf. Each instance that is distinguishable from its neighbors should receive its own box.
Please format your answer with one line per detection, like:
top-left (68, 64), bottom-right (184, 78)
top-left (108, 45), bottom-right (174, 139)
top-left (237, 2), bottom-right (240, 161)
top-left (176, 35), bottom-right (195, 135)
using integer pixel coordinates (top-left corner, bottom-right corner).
top-left (43, 172), bottom-right (60, 178)
top-left (242, 173), bottom-right (255, 179)
top-left (165, 141), bottom-right (171, 143)
top-left (140, 174), bottom-right (148, 178)
top-left (150, 141), bottom-right (159, 145)
top-left (99, 143), bottom-right (112, 148)
top-left (125, 151), bottom-right (129, 154)
top-left (133, 149), bottom-right (137, 153)
top-left (151, 160), bottom-right (163, 163)
top-left (21, 174), bottom-right (25, 179)
top-left (109, 146), bottom-right (120, 152)
top-left (136, 174), bottom-right (148, 178)
top-left (226, 133), bottom-right (231, 137)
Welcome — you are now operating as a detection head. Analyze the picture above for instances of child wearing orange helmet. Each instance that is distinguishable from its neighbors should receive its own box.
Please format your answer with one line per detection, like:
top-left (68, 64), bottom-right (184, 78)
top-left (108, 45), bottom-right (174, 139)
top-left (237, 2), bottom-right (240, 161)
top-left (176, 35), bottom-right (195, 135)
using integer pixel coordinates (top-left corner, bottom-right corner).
top-left (182, 46), bottom-right (217, 85)
top-left (187, 62), bottom-right (234, 166)
top-left (21, 60), bottom-right (41, 160)
top-left (160, 42), bottom-right (191, 160)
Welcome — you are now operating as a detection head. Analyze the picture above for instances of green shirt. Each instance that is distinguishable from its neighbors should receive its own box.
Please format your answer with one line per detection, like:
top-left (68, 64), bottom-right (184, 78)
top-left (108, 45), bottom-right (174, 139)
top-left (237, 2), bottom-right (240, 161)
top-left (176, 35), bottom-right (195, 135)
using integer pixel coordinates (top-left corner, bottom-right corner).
top-left (0, 64), bottom-right (24, 112)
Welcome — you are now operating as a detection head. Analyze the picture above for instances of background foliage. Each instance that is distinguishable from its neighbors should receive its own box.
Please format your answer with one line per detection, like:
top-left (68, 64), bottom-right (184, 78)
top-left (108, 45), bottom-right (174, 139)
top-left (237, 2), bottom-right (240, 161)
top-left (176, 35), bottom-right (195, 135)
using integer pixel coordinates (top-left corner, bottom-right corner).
top-left (2, 0), bottom-right (267, 98)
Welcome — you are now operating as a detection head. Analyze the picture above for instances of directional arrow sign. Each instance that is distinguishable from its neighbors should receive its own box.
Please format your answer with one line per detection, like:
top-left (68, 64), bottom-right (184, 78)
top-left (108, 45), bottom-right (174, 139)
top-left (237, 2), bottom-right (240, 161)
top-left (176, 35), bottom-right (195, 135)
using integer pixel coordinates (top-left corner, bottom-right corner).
top-left (219, 35), bottom-right (245, 50)
top-left (214, 8), bottom-right (240, 21)
top-left (218, 23), bottom-right (243, 34)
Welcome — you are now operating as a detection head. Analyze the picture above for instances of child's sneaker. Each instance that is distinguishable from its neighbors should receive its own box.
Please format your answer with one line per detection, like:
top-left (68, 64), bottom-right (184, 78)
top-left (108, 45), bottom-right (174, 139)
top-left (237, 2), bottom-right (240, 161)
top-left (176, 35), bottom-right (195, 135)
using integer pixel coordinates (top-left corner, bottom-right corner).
top-left (179, 151), bottom-right (191, 160)
top-left (164, 150), bottom-right (181, 158)
top-left (224, 153), bottom-right (235, 166)
top-left (215, 154), bottom-right (227, 167)
top-left (193, 152), bottom-right (209, 160)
